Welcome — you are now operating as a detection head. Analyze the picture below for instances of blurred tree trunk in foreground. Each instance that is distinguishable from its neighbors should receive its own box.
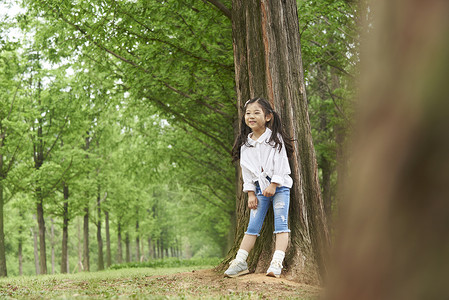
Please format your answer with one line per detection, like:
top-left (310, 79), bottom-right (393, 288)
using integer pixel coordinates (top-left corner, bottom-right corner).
top-left (327, 1), bottom-right (449, 299)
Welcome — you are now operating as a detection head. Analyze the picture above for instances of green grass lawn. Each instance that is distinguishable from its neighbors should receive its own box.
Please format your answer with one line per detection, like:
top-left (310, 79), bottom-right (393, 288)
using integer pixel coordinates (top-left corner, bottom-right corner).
top-left (0, 258), bottom-right (319, 299)
top-left (0, 265), bottom-right (215, 299)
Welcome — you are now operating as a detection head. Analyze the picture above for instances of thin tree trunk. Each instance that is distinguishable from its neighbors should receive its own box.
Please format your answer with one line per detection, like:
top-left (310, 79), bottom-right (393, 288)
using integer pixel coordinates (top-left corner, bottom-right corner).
top-left (50, 218), bottom-right (55, 274)
top-left (83, 206), bottom-right (90, 271)
top-left (331, 64), bottom-right (346, 221)
top-left (31, 215), bottom-right (40, 275)
top-left (125, 233), bottom-right (130, 262)
top-left (18, 211), bottom-right (23, 276)
top-left (135, 218), bottom-right (140, 262)
top-left (316, 63), bottom-right (333, 224)
top-left (105, 211), bottom-right (111, 267)
top-left (160, 239), bottom-right (164, 259)
top-left (140, 235), bottom-right (145, 262)
top-left (327, 1), bottom-right (449, 299)
top-left (61, 183), bottom-right (69, 273)
top-left (148, 238), bottom-right (153, 259)
top-left (77, 217), bottom-right (83, 272)
top-left (0, 176), bottom-right (6, 277)
top-left (96, 191), bottom-right (104, 271)
top-left (152, 239), bottom-right (157, 259)
top-left (34, 87), bottom-right (47, 275)
top-left (117, 222), bottom-right (123, 264)
top-left (224, 0), bottom-right (329, 283)
top-left (36, 189), bottom-right (47, 275)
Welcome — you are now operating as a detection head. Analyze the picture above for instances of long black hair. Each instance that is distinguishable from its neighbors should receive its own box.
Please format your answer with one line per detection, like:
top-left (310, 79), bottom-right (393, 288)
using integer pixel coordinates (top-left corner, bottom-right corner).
top-left (231, 97), bottom-right (294, 162)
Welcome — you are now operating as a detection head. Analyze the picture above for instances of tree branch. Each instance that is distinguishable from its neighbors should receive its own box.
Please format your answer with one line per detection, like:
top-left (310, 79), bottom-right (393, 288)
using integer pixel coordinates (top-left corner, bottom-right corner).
top-left (203, 0), bottom-right (232, 20)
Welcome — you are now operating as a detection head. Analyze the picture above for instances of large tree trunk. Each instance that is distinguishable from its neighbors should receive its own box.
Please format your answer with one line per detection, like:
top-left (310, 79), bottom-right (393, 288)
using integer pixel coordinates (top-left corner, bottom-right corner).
top-left (83, 206), bottom-right (90, 271)
top-left (61, 183), bottom-right (69, 273)
top-left (222, 0), bottom-right (329, 283)
top-left (0, 174), bottom-right (6, 277)
top-left (96, 191), bottom-right (104, 271)
top-left (327, 1), bottom-right (449, 299)
top-left (105, 210), bottom-right (111, 267)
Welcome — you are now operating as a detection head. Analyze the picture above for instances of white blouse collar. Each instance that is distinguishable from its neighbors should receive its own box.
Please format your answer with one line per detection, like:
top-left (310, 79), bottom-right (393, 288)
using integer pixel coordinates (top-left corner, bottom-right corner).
top-left (247, 127), bottom-right (272, 146)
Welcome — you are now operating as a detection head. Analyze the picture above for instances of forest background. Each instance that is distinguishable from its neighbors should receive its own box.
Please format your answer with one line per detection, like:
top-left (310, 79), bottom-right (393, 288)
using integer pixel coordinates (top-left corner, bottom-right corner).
top-left (0, 0), bottom-right (357, 277)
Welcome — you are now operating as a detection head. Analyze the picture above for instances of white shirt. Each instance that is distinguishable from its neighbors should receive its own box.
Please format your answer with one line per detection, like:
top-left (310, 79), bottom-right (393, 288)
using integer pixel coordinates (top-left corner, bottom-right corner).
top-left (240, 128), bottom-right (293, 192)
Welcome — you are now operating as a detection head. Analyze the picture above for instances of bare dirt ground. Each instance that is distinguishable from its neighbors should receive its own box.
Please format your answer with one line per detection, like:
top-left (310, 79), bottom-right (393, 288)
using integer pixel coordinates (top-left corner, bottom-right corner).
top-left (159, 268), bottom-right (321, 299)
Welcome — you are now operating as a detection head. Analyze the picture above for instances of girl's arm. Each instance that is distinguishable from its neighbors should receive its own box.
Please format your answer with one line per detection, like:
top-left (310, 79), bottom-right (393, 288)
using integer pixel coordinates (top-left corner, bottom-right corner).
top-left (262, 182), bottom-right (278, 197)
top-left (248, 191), bottom-right (258, 209)
top-left (271, 140), bottom-right (291, 187)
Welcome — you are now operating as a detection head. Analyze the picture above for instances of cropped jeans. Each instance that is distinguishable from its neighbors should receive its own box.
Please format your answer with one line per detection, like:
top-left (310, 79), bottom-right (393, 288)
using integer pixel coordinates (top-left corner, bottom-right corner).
top-left (245, 182), bottom-right (291, 236)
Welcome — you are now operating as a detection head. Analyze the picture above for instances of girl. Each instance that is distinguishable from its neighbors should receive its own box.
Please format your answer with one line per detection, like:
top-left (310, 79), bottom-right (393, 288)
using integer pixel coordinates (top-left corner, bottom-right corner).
top-left (225, 97), bottom-right (293, 278)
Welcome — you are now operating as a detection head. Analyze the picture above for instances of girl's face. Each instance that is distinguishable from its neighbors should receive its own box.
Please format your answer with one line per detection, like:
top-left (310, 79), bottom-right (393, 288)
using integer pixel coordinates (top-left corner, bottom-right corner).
top-left (244, 102), bottom-right (272, 133)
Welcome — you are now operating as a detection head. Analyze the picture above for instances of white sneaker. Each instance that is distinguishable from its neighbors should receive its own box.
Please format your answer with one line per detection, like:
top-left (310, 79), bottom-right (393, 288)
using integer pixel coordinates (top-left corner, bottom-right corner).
top-left (266, 259), bottom-right (283, 278)
top-left (224, 259), bottom-right (249, 278)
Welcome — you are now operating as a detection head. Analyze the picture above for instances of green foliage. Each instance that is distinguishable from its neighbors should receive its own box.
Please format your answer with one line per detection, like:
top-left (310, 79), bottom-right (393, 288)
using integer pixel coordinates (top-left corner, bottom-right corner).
top-left (298, 0), bottom-right (358, 208)
top-left (108, 257), bottom-right (221, 270)
top-left (0, 0), bottom-right (359, 279)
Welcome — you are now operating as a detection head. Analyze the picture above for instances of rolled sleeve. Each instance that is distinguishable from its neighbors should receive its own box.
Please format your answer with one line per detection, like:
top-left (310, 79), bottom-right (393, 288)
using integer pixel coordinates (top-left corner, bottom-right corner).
top-left (271, 175), bottom-right (284, 186)
top-left (241, 164), bottom-right (256, 193)
top-left (243, 182), bottom-right (256, 193)
top-left (272, 142), bottom-right (291, 187)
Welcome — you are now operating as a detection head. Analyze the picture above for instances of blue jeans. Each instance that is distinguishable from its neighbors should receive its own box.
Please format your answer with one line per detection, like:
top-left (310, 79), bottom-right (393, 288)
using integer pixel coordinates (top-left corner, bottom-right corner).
top-left (245, 183), bottom-right (291, 236)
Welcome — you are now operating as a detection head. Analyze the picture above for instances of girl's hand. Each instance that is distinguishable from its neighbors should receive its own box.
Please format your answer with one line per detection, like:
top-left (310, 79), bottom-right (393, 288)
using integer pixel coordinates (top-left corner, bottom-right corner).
top-left (248, 192), bottom-right (258, 209)
top-left (263, 183), bottom-right (278, 197)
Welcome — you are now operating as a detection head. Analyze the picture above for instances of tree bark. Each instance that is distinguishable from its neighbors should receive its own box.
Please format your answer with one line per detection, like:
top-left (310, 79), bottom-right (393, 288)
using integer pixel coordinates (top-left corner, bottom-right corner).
top-left (0, 173), bottom-right (6, 277)
top-left (316, 63), bottom-right (334, 224)
top-left (117, 222), bottom-right (123, 264)
top-left (18, 210), bottom-right (23, 276)
top-left (50, 218), bottom-right (55, 274)
top-left (125, 233), bottom-right (131, 262)
top-left (105, 211), bottom-right (111, 267)
top-left (18, 234), bottom-right (23, 276)
top-left (96, 191), bottom-right (104, 271)
top-left (36, 188), bottom-right (47, 274)
top-left (61, 183), bottom-right (69, 273)
top-left (77, 217), bottom-right (83, 272)
top-left (31, 215), bottom-right (40, 275)
top-left (148, 238), bottom-right (154, 259)
top-left (83, 206), bottom-right (90, 271)
top-left (135, 218), bottom-right (140, 262)
top-left (222, 0), bottom-right (329, 283)
top-left (34, 90), bottom-right (47, 275)
top-left (327, 1), bottom-right (449, 299)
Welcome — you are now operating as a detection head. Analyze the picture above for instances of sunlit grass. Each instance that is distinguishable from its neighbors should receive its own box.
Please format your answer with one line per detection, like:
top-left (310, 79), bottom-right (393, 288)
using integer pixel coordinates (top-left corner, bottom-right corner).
top-left (0, 265), bottom-right (216, 299)
top-left (0, 258), bottom-right (318, 299)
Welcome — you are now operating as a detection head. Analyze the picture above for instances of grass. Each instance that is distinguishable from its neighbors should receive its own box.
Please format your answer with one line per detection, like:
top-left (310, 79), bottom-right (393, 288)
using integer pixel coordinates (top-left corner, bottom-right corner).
top-left (0, 258), bottom-right (319, 299)
top-left (0, 259), bottom-right (218, 299)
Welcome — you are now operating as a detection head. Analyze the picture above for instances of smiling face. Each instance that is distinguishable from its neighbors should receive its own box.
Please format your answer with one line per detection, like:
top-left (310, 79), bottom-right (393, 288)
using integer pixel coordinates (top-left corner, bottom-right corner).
top-left (244, 101), bottom-right (272, 135)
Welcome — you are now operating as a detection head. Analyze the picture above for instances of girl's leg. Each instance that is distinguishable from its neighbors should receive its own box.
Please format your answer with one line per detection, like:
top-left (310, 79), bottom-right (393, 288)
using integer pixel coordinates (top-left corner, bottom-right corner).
top-left (275, 232), bottom-right (289, 252)
top-left (240, 234), bottom-right (257, 253)
top-left (267, 186), bottom-right (291, 278)
top-left (225, 188), bottom-right (270, 277)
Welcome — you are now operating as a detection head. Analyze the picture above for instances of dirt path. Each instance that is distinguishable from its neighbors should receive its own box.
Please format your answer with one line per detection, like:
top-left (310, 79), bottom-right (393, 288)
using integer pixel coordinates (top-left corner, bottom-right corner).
top-left (160, 268), bottom-right (321, 299)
